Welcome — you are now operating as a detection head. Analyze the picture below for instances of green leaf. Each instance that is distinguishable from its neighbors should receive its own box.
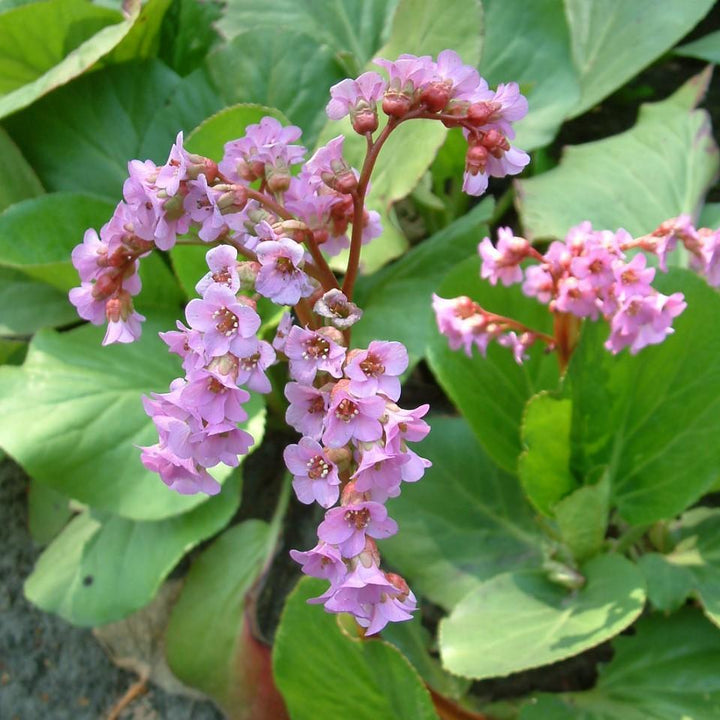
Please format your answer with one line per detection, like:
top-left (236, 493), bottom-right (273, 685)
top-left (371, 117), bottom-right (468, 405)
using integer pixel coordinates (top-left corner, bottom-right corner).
top-left (517, 70), bottom-right (719, 240)
top-left (103, 0), bottom-right (173, 65)
top-left (0, 322), bottom-right (265, 520)
top-left (206, 28), bottom-right (345, 145)
top-left (5, 60), bottom-right (183, 200)
top-left (27, 480), bottom-right (72, 546)
top-left (0, 192), bottom-right (115, 291)
top-left (479, 0), bottom-right (579, 150)
top-left (138, 68), bottom-right (223, 160)
top-left (165, 520), bottom-right (273, 710)
top-left (520, 609), bottom-right (720, 720)
top-left (676, 29), bottom-right (720, 64)
top-left (637, 552), bottom-right (693, 613)
top-left (0, 126), bottom-right (43, 212)
top-left (518, 393), bottom-right (577, 516)
top-left (440, 553), bottom-right (646, 679)
top-left (564, 0), bottom-right (715, 117)
top-left (0, 267), bottom-right (78, 336)
top-left (273, 577), bottom-right (439, 720)
top-left (184, 103), bottom-right (290, 160)
top-left (353, 197), bottom-right (494, 366)
top-left (700, 202), bottom-right (720, 229)
top-left (376, 0), bottom-right (482, 62)
top-left (660, 508), bottom-right (720, 627)
top-left (382, 416), bottom-right (542, 611)
top-left (569, 270), bottom-right (720, 525)
top-left (0, 0), bottom-right (141, 119)
top-left (217, 0), bottom-right (398, 72)
top-left (157, 0), bottom-right (222, 76)
top-left (24, 475), bottom-right (240, 626)
top-left (426, 257), bottom-right (559, 473)
top-left (553, 473), bottom-right (610, 562)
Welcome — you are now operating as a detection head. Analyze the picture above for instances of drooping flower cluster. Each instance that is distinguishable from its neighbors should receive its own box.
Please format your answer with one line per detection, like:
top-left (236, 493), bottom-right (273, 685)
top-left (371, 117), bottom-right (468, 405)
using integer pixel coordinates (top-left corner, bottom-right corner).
top-left (280, 324), bottom-right (430, 635)
top-left (434, 219), bottom-right (704, 362)
top-left (328, 49), bottom-right (530, 195)
top-left (68, 50), bottom-right (534, 634)
top-left (140, 246), bottom-right (274, 494)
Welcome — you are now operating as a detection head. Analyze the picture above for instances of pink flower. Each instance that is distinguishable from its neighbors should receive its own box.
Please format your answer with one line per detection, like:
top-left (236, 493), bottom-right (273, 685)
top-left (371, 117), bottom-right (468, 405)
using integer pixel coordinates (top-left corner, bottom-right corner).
top-left (305, 136), bottom-right (357, 193)
top-left (284, 437), bottom-right (341, 508)
top-left (285, 326), bottom-right (346, 384)
top-left (313, 289), bottom-right (363, 329)
top-left (432, 294), bottom-right (488, 356)
top-left (185, 285), bottom-right (261, 357)
top-left (479, 228), bottom-right (530, 286)
top-left (326, 71), bottom-right (386, 132)
top-left (195, 245), bottom-right (241, 295)
top-left (318, 501), bottom-right (398, 557)
top-left (140, 444), bottom-right (221, 495)
top-left (255, 238), bottom-right (315, 306)
top-left (322, 384), bottom-right (386, 447)
top-left (344, 340), bottom-right (408, 401)
top-left (289, 542), bottom-right (347, 584)
top-left (284, 382), bottom-right (330, 439)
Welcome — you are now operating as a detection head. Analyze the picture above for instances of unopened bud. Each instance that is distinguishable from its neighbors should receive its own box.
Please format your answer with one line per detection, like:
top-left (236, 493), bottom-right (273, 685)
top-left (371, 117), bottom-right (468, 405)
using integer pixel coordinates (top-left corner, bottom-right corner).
top-left (92, 272), bottom-right (121, 300)
top-left (420, 81), bottom-right (451, 113)
top-left (237, 261), bottom-right (260, 289)
top-left (351, 108), bottom-right (379, 135)
top-left (385, 572), bottom-right (410, 598)
top-left (186, 154), bottom-right (218, 183)
top-left (266, 166), bottom-right (292, 193)
top-left (382, 91), bottom-right (412, 118)
top-left (317, 325), bottom-right (345, 347)
top-left (334, 170), bottom-right (358, 194)
top-left (465, 144), bottom-right (489, 174)
top-left (325, 446), bottom-right (352, 471)
top-left (467, 101), bottom-right (495, 125)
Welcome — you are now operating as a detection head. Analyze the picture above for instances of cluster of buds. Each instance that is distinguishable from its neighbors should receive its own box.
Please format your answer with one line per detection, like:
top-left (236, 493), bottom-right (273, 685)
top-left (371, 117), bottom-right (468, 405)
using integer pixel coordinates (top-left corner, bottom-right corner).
top-left (434, 216), bottom-right (720, 364)
top-left (278, 318), bottom-right (430, 635)
top-left (327, 50), bottom-right (530, 196)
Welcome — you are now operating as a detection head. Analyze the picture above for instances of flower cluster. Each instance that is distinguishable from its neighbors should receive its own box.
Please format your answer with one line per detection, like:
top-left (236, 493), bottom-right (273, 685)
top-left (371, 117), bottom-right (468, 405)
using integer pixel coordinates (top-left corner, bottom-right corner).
top-left (140, 246), bottom-right (274, 494)
top-left (434, 219), bottom-right (701, 362)
top-left (281, 329), bottom-right (430, 635)
top-left (328, 49), bottom-right (530, 195)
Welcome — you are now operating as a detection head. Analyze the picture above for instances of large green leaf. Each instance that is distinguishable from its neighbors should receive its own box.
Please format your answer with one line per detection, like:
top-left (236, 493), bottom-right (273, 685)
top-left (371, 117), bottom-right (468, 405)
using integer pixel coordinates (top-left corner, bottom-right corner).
top-left (0, 322), bottom-right (265, 520)
top-left (676, 29), bottom-right (720, 64)
top-left (216, 0), bottom-right (399, 73)
top-left (426, 257), bottom-right (559, 473)
top-left (479, 0), bottom-right (579, 150)
top-left (569, 270), bottom-right (720, 525)
top-left (27, 480), bottom-right (72, 547)
top-left (520, 609), bottom-right (720, 720)
top-left (24, 475), bottom-right (240, 626)
top-left (5, 60), bottom-right (183, 200)
top-left (517, 70), bottom-right (719, 240)
top-left (165, 520), bottom-right (275, 712)
top-left (0, 0), bottom-right (141, 119)
top-left (564, 0), bottom-right (714, 117)
top-left (273, 577), bottom-right (439, 720)
top-left (0, 267), bottom-right (78, 336)
top-left (518, 393), bottom-right (577, 516)
top-left (0, 192), bottom-right (115, 291)
top-left (206, 28), bottom-right (345, 145)
top-left (382, 416), bottom-right (542, 610)
top-left (103, 0), bottom-right (173, 65)
top-left (353, 197), bottom-right (493, 365)
top-left (440, 554), bottom-right (646, 679)
top-left (0, 126), bottom-right (43, 212)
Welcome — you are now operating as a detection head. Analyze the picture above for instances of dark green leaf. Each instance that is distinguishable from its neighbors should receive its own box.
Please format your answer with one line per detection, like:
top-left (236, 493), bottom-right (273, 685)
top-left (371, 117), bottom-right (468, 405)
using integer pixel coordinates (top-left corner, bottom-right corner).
top-left (27, 480), bottom-right (72, 546)
top-left (569, 270), bottom-right (720, 525)
top-left (637, 552), bottom-right (693, 613)
top-left (0, 126), bottom-right (43, 212)
top-left (676, 29), bottom-right (720, 63)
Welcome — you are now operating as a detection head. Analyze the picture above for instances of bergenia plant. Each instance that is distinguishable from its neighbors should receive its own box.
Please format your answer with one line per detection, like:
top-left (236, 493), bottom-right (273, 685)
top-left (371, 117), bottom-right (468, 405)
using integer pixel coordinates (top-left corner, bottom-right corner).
top-left (68, 50), bottom-right (530, 636)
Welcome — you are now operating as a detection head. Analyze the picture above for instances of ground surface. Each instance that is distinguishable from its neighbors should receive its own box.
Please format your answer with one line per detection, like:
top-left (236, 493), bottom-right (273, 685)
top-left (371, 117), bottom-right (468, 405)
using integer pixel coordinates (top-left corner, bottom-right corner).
top-left (0, 459), bottom-right (224, 720)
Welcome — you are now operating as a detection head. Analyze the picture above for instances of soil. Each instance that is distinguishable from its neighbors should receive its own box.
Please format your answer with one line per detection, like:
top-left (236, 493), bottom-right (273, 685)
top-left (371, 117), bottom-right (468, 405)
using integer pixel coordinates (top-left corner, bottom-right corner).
top-left (0, 458), bottom-right (223, 720)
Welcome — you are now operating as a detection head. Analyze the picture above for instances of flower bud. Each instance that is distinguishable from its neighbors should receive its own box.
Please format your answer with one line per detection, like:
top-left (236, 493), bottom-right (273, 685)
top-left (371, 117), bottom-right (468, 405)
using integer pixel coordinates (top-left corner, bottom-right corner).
top-left (351, 107), bottom-right (379, 135)
top-left (382, 91), bottom-right (412, 118)
top-left (420, 82), bottom-right (451, 113)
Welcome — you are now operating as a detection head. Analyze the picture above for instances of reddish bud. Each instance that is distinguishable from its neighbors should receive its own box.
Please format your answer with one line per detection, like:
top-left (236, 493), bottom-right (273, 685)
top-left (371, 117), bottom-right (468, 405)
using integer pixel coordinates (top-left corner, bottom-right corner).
top-left (382, 91), bottom-right (412, 119)
top-left (465, 144), bottom-right (489, 173)
top-left (334, 170), bottom-right (358, 194)
top-left (467, 101), bottom-right (495, 125)
top-left (92, 273), bottom-right (121, 299)
top-left (420, 82), bottom-right (451, 113)
top-left (351, 108), bottom-right (379, 135)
